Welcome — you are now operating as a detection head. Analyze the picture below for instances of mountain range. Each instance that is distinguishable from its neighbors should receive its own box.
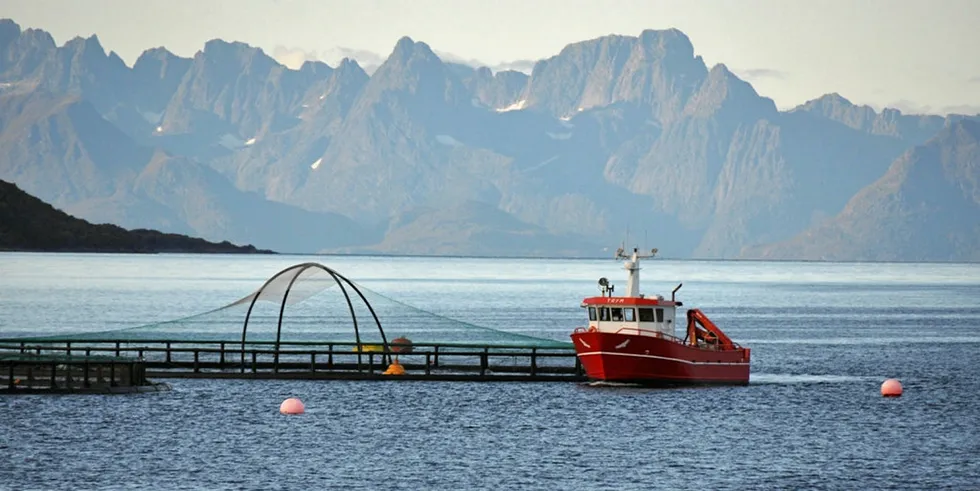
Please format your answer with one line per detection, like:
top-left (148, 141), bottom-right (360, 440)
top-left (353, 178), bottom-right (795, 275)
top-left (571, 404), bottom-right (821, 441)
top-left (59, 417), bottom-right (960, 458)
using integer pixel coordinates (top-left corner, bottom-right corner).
top-left (0, 18), bottom-right (977, 260)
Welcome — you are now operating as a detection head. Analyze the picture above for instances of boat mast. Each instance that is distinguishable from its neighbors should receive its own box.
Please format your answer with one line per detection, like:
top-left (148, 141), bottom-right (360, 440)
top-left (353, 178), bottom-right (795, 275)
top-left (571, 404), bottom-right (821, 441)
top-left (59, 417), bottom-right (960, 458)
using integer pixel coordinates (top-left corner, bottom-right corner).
top-left (615, 246), bottom-right (658, 298)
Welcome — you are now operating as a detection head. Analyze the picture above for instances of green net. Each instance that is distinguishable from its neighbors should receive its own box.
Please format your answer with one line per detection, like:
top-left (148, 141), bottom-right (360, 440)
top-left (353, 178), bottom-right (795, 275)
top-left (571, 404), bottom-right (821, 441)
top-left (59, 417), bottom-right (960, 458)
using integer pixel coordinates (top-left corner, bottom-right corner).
top-left (4, 263), bottom-right (572, 349)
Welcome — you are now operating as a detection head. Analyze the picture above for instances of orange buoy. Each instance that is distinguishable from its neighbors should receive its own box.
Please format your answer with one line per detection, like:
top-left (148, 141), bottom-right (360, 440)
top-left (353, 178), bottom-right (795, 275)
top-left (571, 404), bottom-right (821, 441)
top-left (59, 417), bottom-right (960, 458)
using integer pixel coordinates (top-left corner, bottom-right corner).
top-left (383, 356), bottom-right (406, 376)
top-left (881, 378), bottom-right (903, 397)
top-left (279, 397), bottom-right (305, 414)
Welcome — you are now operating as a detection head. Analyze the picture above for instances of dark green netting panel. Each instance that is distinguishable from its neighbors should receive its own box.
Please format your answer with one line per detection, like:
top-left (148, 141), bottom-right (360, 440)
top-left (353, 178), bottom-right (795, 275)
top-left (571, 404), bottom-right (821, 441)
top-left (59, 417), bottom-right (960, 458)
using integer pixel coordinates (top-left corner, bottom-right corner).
top-left (4, 263), bottom-right (571, 349)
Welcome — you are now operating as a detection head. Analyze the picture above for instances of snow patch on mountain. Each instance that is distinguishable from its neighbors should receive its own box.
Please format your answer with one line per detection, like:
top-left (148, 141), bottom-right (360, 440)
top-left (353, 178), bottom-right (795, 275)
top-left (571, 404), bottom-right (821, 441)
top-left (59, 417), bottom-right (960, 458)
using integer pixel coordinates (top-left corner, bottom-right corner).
top-left (496, 99), bottom-right (527, 112)
top-left (436, 134), bottom-right (462, 147)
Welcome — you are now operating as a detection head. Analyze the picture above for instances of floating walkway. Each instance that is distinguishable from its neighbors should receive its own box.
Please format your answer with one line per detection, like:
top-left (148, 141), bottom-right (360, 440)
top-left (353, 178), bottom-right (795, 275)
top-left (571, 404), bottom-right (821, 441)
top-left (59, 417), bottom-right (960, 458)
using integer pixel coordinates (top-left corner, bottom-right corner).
top-left (0, 340), bottom-right (584, 383)
top-left (0, 262), bottom-right (586, 389)
top-left (0, 352), bottom-right (169, 394)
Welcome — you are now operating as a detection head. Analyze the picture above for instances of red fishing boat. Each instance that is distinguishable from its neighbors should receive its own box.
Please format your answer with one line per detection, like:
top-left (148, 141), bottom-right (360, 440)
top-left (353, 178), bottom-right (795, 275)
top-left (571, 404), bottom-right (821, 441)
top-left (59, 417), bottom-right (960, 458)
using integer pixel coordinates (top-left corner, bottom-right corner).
top-left (571, 247), bottom-right (750, 385)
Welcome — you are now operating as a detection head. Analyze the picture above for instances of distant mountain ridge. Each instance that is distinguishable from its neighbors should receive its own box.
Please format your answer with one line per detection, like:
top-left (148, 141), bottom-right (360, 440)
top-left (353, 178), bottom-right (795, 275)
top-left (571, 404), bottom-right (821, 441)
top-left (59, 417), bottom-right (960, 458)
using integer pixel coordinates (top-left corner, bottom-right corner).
top-left (741, 119), bottom-right (980, 262)
top-left (0, 18), bottom-right (977, 261)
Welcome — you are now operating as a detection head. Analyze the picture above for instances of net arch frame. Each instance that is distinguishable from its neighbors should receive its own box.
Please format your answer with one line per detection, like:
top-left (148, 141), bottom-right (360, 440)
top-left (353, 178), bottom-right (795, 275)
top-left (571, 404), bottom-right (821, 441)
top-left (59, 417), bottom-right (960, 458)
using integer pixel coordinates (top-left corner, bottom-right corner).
top-left (240, 262), bottom-right (391, 368)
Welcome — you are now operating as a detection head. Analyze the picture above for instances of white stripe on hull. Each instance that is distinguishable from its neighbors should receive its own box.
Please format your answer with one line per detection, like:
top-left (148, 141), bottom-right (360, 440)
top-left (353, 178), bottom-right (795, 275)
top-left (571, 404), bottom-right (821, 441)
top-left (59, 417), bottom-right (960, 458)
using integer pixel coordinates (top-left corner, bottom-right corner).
top-left (576, 350), bottom-right (750, 366)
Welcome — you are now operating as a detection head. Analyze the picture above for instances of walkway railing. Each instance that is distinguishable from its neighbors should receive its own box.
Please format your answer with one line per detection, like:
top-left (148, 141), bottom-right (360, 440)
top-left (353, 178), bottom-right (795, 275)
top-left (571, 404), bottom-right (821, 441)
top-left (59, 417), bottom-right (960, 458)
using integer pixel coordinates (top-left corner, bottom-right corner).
top-left (0, 339), bottom-right (585, 382)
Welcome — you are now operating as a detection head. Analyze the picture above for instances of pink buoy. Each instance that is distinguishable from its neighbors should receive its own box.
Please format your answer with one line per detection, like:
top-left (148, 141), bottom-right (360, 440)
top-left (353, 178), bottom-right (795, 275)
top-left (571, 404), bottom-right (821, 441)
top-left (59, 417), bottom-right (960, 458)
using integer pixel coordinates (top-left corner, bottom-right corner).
top-left (881, 378), bottom-right (903, 397)
top-left (280, 397), bottom-right (305, 414)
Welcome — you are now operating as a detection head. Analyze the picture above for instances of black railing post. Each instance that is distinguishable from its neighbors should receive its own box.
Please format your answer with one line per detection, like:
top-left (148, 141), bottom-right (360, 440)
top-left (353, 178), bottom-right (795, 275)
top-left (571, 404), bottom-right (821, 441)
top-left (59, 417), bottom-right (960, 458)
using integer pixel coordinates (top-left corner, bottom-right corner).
top-left (531, 348), bottom-right (537, 376)
top-left (310, 353), bottom-right (316, 372)
top-left (219, 343), bottom-right (225, 368)
top-left (115, 342), bottom-right (120, 357)
top-left (166, 342), bottom-right (172, 364)
top-left (425, 353), bottom-right (431, 375)
top-left (481, 347), bottom-right (488, 376)
top-left (433, 346), bottom-right (439, 368)
top-left (251, 351), bottom-right (257, 373)
top-left (193, 350), bottom-right (200, 373)
top-left (328, 344), bottom-right (334, 368)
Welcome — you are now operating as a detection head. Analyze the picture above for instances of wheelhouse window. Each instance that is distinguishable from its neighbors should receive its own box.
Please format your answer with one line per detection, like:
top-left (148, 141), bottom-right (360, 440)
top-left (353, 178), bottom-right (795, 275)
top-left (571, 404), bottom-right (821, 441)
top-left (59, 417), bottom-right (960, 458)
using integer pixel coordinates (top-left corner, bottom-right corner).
top-left (611, 308), bottom-right (623, 321)
top-left (600, 307), bottom-right (611, 321)
top-left (656, 308), bottom-right (664, 323)
top-left (624, 308), bottom-right (635, 322)
top-left (588, 306), bottom-right (597, 321)
top-left (638, 308), bottom-right (656, 322)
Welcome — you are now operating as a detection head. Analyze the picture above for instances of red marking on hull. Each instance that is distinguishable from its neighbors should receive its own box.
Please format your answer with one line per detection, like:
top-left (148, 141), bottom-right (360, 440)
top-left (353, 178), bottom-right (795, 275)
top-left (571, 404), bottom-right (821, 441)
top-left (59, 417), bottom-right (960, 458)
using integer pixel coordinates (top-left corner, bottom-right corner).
top-left (571, 331), bottom-right (750, 385)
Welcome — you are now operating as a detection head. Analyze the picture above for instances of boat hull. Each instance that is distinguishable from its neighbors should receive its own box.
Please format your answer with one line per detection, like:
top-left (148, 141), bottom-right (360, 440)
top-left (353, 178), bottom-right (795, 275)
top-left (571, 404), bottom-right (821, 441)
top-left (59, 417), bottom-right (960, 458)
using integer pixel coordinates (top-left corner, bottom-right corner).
top-left (570, 331), bottom-right (750, 386)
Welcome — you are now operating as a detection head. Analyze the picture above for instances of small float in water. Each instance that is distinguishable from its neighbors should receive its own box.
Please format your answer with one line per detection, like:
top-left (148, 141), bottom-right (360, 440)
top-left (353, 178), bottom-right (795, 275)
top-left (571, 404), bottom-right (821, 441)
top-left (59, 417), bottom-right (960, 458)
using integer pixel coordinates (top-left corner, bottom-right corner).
top-left (570, 247), bottom-right (751, 386)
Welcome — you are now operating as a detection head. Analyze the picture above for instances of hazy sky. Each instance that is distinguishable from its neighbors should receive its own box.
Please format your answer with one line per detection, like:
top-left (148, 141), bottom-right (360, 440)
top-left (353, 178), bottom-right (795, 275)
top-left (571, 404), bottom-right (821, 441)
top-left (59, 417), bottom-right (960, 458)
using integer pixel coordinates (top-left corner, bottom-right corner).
top-left (4, 0), bottom-right (979, 113)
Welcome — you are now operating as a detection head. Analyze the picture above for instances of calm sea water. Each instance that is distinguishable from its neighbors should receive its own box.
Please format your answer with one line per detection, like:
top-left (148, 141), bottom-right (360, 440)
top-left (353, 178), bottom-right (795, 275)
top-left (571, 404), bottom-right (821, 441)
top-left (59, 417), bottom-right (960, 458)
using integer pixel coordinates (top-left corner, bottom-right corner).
top-left (1, 253), bottom-right (979, 489)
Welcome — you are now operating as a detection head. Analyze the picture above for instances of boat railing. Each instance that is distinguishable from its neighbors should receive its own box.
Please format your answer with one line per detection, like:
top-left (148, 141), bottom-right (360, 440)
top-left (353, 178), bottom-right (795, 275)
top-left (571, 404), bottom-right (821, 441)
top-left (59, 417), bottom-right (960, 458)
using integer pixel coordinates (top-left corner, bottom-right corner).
top-left (608, 327), bottom-right (746, 352)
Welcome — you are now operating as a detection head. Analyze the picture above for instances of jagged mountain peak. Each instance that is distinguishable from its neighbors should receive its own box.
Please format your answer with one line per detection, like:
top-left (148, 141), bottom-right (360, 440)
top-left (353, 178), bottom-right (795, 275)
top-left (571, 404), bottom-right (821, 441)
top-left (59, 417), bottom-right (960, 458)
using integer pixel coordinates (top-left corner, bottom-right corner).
top-left (524, 27), bottom-right (708, 119)
top-left (0, 18), bottom-right (20, 45)
top-left (364, 35), bottom-right (453, 93)
top-left (18, 27), bottom-right (56, 49)
top-left (199, 38), bottom-right (277, 68)
top-left (799, 92), bottom-right (864, 112)
top-left (298, 59), bottom-right (332, 76)
top-left (796, 91), bottom-right (947, 141)
top-left (336, 57), bottom-right (364, 73)
top-left (135, 46), bottom-right (184, 65)
top-left (708, 63), bottom-right (734, 77)
top-left (638, 28), bottom-right (695, 53)
top-left (332, 57), bottom-right (368, 82)
top-left (392, 35), bottom-right (430, 55)
top-left (682, 63), bottom-right (776, 118)
top-left (187, 38), bottom-right (283, 83)
top-left (394, 35), bottom-right (415, 50)
top-left (132, 46), bottom-right (191, 92)
top-left (386, 35), bottom-right (440, 65)
top-left (63, 34), bottom-right (105, 54)
top-left (57, 34), bottom-right (127, 73)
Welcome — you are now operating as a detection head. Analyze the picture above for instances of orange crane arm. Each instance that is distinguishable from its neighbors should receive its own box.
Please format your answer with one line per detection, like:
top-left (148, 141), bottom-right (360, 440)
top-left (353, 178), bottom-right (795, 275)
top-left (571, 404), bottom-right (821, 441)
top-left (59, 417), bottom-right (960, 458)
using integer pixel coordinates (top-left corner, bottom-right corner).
top-left (686, 309), bottom-right (735, 349)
